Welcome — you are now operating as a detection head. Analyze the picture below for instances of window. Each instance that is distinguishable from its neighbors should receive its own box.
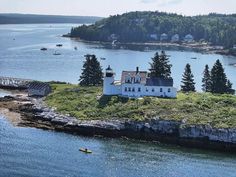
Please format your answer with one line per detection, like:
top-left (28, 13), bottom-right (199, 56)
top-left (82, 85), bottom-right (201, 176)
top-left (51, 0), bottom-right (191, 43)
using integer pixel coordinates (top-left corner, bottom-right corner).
top-left (160, 88), bottom-right (163, 92)
top-left (132, 87), bottom-right (135, 92)
top-left (152, 88), bottom-right (155, 92)
top-left (138, 88), bottom-right (141, 92)
top-left (168, 88), bottom-right (171, 93)
top-left (135, 76), bottom-right (141, 83)
top-left (146, 88), bottom-right (148, 92)
top-left (128, 87), bottom-right (131, 92)
top-left (125, 87), bottom-right (127, 92)
top-left (125, 75), bottom-right (131, 83)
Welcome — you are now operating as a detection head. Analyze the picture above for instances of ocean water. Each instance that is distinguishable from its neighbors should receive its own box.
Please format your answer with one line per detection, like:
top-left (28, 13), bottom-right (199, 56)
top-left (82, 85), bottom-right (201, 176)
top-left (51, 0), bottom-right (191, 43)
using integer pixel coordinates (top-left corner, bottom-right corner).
top-left (0, 116), bottom-right (236, 177)
top-left (0, 23), bottom-right (236, 177)
top-left (0, 24), bottom-right (236, 91)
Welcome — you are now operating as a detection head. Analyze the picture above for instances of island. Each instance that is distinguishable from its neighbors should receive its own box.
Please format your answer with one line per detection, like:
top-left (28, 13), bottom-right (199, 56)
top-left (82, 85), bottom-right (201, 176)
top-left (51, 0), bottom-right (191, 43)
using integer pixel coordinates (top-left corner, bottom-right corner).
top-left (67, 11), bottom-right (236, 56)
top-left (0, 83), bottom-right (236, 153)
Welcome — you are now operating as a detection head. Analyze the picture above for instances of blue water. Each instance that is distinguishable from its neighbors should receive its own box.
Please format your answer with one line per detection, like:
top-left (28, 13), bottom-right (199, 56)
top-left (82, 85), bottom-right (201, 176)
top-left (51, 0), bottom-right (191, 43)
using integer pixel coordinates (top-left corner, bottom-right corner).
top-left (0, 24), bottom-right (236, 176)
top-left (0, 89), bottom-right (12, 97)
top-left (0, 24), bottom-right (236, 91)
top-left (0, 116), bottom-right (236, 177)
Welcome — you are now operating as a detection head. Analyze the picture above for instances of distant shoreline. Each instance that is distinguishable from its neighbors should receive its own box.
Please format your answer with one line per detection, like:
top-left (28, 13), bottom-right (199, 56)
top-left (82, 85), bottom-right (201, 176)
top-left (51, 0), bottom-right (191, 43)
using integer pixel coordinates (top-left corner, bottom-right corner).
top-left (0, 13), bottom-right (103, 25)
top-left (65, 36), bottom-right (236, 57)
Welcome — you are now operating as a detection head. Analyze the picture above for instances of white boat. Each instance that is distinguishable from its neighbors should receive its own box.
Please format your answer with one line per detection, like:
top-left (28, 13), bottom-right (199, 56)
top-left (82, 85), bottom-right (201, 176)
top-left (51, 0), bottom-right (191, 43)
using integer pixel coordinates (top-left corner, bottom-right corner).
top-left (53, 51), bottom-right (61, 55)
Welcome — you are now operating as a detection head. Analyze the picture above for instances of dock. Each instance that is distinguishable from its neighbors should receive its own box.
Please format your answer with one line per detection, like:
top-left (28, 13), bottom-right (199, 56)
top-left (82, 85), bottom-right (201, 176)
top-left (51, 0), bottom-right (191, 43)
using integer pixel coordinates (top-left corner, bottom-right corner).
top-left (0, 76), bottom-right (33, 89)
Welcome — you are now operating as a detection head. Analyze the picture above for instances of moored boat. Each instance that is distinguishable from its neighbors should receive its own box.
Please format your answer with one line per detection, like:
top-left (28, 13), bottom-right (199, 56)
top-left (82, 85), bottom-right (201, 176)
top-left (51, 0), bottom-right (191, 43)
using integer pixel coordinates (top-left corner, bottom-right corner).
top-left (40, 47), bottom-right (47, 51)
top-left (53, 51), bottom-right (61, 55)
top-left (56, 44), bottom-right (63, 47)
top-left (79, 148), bottom-right (92, 154)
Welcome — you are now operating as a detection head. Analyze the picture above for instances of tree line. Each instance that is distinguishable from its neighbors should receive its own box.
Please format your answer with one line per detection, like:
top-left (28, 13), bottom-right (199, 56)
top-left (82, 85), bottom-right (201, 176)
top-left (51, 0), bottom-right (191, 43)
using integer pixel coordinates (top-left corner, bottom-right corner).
top-left (79, 52), bottom-right (234, 95)
top-left (181, 60), bottom-right (234, 94)
top-left (70, 11), bottom-right (236, 49)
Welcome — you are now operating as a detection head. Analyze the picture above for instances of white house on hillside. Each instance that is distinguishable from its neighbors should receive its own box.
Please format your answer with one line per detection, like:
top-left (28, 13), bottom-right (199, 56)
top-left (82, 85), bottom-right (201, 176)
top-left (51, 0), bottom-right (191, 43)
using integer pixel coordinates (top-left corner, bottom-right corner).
top-left (103, 66), bottom-right (177, 98)
top-left (184, 34), bottom-right (194, 43)
top-left (160, 33), bottom-right (168, 41)
top-left (171, 34), bottom-right (180, 42)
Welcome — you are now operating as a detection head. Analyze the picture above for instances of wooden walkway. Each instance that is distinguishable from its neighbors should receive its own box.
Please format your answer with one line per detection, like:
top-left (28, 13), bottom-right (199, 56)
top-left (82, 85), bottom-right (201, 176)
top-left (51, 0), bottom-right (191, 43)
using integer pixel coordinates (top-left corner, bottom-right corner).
top-left (0, 76), bottom-right (33, 88)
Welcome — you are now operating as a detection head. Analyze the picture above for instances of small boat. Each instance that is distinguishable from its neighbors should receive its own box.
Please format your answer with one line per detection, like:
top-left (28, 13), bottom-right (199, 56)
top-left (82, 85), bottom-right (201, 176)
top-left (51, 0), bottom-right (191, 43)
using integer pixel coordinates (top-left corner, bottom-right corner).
top-left (191, 57), bottom-right (197, 59)
top-left (74, 46), bottom-right (78, 50)
top-left (79, 148), bottom-right (92, 154)
top-left (40, 47), bottom-right (47, 51)
top-left (53, 51), bottom-right (61, 55)
top-left (56, 44), bottom-right (63, 47)
top-left (112, 40), bottom-right (117, 46)
top-left (100, 57), bottom-right (106, 60)
top-left (229, 63), bottom-right (236, 66)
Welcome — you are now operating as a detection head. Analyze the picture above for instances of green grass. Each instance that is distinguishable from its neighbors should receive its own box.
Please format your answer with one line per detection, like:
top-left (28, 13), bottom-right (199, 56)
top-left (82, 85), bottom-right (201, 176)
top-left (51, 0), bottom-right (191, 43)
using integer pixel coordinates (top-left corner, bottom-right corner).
top-left (45, 84), bottom-right (236, 128)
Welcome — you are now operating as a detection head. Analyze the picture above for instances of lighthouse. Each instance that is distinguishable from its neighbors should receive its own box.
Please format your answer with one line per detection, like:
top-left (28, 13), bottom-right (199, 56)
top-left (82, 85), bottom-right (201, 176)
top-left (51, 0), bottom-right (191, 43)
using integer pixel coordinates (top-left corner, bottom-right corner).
top-left (103, 65), bottom-right (115, 95)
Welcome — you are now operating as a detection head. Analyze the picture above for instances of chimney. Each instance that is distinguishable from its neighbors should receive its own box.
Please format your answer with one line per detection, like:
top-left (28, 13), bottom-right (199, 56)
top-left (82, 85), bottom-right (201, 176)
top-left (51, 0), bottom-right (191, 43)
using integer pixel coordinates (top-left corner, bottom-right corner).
top-left (136, 67), bottom-right (139, 74)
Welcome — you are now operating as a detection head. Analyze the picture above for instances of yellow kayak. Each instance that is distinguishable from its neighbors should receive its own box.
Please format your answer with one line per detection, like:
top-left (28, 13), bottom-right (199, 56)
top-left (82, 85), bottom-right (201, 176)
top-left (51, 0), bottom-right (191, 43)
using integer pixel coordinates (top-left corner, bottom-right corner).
top-left (79, 148), bottom-right (92, 154)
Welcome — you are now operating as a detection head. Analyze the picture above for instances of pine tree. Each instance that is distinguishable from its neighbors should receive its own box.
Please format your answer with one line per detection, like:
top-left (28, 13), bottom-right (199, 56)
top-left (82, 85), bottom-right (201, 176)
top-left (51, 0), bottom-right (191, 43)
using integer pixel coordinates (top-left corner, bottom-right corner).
top-left (210, 59), bottom-right (227, 94)
top-left (149, 51), bottom-right (172, 78)
top-left (226, 80), bottom-right (234, 94)
top-left (181, 63), bottom-right (195, 92)
top-left (79, 54), bottom-right (103, 86)
top-left (202, 64), bottom-right (211, 92)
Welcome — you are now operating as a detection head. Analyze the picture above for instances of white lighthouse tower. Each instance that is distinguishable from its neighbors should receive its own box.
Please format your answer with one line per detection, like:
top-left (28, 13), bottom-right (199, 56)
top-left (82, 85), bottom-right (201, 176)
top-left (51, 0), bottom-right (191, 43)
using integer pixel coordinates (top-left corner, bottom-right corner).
top-left (103, 65), bottom-right (121, 95)
top-left (103, 65), bottom-right (115, 95)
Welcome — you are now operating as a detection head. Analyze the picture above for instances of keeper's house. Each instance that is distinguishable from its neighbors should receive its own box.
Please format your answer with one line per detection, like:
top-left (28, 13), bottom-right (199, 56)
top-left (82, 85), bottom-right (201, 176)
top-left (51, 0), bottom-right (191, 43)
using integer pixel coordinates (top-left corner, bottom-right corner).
top-left (103, 66), bottom-right (177, 98)
top-left (28, 82), bottom-right (51, 97)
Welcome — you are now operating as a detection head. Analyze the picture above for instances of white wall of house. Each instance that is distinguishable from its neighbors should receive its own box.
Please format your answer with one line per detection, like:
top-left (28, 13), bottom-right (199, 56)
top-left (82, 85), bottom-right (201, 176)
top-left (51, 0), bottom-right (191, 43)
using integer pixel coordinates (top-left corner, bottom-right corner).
top-left (120, 84), bottom-right (176, 98)
top-left (103, 77), bottom-right (121, 95)
top-left (121, 83), bottom-right (144, 97)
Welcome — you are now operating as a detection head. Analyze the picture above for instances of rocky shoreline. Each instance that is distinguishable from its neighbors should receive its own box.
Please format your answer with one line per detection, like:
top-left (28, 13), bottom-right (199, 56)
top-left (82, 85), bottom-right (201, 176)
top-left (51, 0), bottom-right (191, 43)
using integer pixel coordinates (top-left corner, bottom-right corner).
top-left (1, 94), bottom-right (236, 153)
top-left (66, 37), bottom-right (236, 57)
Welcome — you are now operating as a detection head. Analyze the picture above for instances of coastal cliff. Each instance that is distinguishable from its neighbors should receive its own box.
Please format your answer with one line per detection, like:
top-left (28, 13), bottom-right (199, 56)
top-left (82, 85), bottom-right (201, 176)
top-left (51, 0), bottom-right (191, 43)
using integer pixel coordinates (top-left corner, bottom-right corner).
top-left (14, 96), bottom-right (236, 152)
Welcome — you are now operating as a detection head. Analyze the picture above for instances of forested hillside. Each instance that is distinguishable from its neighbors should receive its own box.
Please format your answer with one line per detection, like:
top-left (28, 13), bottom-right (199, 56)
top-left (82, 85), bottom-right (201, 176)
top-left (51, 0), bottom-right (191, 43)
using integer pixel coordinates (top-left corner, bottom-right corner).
top-left (70, 11), bottom-right (236, 48)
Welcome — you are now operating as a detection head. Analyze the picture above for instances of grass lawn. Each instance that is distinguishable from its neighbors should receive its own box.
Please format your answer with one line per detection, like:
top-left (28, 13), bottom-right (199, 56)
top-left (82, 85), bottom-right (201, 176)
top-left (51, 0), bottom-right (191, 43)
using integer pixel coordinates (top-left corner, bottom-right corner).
top-left (45, 84), bottom-right (236, 128)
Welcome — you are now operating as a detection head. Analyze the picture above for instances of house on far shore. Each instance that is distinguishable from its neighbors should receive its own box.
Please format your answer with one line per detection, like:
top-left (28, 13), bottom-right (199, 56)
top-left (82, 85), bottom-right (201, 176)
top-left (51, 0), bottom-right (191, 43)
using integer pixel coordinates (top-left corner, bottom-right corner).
top-left (171, 34), bottom-right (180, 43)
top-left (103, 65), bottom-right (177, 98)
top-left (28, 81), bottom-right (51, 97)
top-left (184, 34), bottom-right (194, 43)
top-left (233, 45), bottom-right (236, 49)
top-left (160, 33), bottom-right (168, 42)
top-left (108, 33), bottom-right (119, 41)
top-left (149, 34), bottom-right (158, 40)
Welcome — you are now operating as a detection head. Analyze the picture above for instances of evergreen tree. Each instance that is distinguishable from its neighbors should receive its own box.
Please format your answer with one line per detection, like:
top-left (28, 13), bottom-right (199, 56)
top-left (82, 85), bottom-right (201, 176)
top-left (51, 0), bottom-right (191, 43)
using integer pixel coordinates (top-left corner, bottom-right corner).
top-left (79, 54), bottom-right (103, 86)
top-left (181, 63), bottom-right (196, 92)
top-left (149, 51), bottom-right (172, 78)
top-left (210, 59), bottom-right (227, 93)
top-left (202, 64), bottom-right (211, 92)
top-left (226, 80), bottom-right (234, 94)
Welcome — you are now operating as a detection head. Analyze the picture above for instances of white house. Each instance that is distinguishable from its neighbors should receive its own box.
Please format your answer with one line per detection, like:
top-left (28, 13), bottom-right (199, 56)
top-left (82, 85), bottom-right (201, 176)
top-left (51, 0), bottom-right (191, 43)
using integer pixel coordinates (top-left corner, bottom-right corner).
top-left (184, 34), bottom-right (194, 43)
top-left (171, 34), bottom-right (180, 43)
top-left (149, 34), bottom-right (158, 40)
top-left (103, 66), bottom-right (177, 98)
top-left (160, 33), bottom-right (168, 41)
